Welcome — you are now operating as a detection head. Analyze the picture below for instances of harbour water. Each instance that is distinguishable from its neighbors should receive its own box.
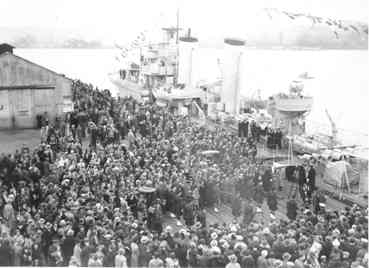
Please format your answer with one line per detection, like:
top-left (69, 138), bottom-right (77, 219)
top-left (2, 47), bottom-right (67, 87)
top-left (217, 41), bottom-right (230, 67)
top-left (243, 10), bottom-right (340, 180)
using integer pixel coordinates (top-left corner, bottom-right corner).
top-left (16, 48), bottom-right (368, 147)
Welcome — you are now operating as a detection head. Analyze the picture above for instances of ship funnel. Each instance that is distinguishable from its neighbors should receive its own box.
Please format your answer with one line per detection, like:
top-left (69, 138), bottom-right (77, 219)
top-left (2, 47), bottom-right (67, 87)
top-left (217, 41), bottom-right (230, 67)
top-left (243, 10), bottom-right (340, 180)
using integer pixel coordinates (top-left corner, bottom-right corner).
top-left (178, 28), bottom-right (199, 88)
top-left (221, 38), bottom-right (245, 115)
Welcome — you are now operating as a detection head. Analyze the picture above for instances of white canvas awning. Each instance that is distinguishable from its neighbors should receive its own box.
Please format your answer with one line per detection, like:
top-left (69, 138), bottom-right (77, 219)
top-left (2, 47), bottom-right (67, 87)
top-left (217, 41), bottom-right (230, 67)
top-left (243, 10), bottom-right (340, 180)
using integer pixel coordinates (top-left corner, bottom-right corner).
top-left (272, 159), bottom-right (302, 169)
top-left (323, 160), bottom-right (359, 191)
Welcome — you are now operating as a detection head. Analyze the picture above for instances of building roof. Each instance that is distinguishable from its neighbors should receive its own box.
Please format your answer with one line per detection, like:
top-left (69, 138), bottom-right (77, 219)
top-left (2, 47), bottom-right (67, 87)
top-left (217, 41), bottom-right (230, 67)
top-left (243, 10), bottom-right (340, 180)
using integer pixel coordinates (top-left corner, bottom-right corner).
top-left (0, 43), bottom-right (15, 55)
top-left (0, 43), bottom-right (14, 47)
top-left (0, 51), bottom-right (72, 82)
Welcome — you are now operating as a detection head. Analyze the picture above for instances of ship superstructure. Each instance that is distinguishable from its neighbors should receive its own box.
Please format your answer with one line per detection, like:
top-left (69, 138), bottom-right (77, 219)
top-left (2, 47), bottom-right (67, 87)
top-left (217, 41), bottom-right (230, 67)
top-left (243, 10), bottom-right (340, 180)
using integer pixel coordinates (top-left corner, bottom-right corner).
top-left (267, 80), bottom-right (313, 136)
top-left (110, 27), bottom-right (180, 99)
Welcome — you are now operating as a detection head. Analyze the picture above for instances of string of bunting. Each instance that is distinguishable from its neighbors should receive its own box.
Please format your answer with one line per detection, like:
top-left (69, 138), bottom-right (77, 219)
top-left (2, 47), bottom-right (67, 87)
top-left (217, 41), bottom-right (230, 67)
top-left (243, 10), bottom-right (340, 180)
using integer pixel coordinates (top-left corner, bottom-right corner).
top-left (264, 8), bottom-right (368, 39)
top-left (114, 30), bottom-right (148, 61)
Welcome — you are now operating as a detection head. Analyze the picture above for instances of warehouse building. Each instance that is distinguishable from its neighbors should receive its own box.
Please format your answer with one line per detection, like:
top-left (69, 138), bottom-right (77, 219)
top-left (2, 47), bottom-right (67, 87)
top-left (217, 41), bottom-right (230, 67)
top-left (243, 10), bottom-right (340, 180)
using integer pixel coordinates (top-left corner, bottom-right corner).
top-left (0, 43), bottom-right (73, 129)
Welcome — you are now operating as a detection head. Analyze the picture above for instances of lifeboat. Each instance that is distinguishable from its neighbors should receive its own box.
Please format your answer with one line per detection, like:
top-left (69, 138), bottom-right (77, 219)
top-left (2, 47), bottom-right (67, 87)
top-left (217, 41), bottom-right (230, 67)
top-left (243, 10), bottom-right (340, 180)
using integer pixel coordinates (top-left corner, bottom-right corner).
top-left (271, 95), bottom-right (313, 112)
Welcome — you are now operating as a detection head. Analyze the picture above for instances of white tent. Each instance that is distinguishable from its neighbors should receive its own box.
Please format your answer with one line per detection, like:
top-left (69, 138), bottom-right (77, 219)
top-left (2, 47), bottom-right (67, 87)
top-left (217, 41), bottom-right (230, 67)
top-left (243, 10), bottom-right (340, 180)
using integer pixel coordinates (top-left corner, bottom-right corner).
top-left (323, 160), bottom-right (360, 192)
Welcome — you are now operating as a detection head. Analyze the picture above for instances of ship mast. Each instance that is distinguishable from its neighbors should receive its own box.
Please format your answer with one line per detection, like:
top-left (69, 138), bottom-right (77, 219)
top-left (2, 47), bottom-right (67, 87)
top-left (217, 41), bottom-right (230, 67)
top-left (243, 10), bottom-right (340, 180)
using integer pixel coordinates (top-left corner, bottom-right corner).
top-left (175, 7), bottom-right (180, 86)
top-left (176, 7), bottom-right (179, 44)
top-left (325, 108), bottom-right (338, 147)
top-left (178, 28), bottom-right (198, 88)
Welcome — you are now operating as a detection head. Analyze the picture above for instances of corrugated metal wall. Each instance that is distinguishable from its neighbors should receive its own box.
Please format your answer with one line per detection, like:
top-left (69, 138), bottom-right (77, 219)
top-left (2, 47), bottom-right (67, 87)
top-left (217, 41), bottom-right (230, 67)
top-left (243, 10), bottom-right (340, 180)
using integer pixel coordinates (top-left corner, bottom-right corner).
top-left (8, 89), bottom-right (33, 128)
top-left (0, 88), bottom-right (56, 129)
top-left (0, 52), bottom-right (72, 129)
top-left (0, 90), bottom-right (11, 128)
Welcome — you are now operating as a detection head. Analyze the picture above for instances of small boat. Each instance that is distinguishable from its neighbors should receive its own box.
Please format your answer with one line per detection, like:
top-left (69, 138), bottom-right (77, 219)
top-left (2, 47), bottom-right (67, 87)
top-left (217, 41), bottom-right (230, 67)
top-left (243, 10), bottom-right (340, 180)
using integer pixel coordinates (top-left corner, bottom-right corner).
top-left (270, 95), bottom-right (313, 112)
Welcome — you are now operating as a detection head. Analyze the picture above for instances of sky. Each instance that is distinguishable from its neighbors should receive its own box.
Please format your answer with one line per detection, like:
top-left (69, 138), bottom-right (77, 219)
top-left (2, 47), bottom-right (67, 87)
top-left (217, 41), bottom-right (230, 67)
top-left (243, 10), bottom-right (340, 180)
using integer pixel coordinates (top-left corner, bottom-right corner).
top-left (1, 0), bottom-right (368, 44)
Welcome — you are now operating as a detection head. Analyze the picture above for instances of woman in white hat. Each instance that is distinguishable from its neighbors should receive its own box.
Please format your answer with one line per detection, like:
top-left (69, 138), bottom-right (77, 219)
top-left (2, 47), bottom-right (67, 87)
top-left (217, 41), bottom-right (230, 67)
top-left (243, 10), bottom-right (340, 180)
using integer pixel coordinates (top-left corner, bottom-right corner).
top-left (3, 194), bottom-right (15, 231)
top-left (72, 240), bottom-right (82, 266)
top-left (226, 254), bottom-right (241, 268)
top-left (130, 237), bottom-right (139, 268)
top-left (114, 248), bottom-right (128, 268)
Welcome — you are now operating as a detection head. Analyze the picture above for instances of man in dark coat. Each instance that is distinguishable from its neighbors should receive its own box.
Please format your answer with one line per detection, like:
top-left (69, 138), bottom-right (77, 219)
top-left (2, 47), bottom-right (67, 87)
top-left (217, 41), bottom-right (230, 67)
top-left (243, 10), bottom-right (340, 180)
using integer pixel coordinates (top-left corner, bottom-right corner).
top-left (267, 190), bottom-right (278, 213)
top-left (244, 120), bottom-right (249, 138)
top-left (183, 203), bottom-right (194, 226)
top-left (61, 230), bottom-right (76, 265)
top-left (298, 166), bottom-right (307, 201)
top-left (196, 209), bottom-right (207, 228)
top-left (0, 239), bottom-right (13, 266)
top-left (174, 243), bottom-right (188, 267)
top-left (231, 193), bottom-right (242, 218)
top-left (238, 120), bottom-right (244, 138)
top-left (208, 252), bottom-right (226, 268)
top-left (262, 167), bottom-right (273, 193)
top-left (312, 191), bottom-right (326, 215)
top-left (286, 197), bottom-right (298, 221)
top-left (307, 164), bottom-right (316, 199)
top-left (243, 200), bottom-right (255, 225)
top-left (240, 253), bottom-right (256, 268)
top-left (198, 183), bottom-right (206, 209)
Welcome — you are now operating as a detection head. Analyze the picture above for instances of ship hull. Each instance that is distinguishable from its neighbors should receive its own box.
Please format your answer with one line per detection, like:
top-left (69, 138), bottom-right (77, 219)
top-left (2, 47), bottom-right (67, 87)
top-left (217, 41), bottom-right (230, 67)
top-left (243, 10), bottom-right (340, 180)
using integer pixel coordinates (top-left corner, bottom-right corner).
top-left (109, 73), bottom-right (148, 100)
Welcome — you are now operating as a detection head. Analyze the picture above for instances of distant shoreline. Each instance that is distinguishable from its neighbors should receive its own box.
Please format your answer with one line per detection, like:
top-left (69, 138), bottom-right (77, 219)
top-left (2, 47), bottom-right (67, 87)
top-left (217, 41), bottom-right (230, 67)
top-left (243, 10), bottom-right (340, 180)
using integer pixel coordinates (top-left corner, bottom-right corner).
top-left (14, 46), bottom-right (115, 49)
top-left (15, 46), bottom-right (368, 51)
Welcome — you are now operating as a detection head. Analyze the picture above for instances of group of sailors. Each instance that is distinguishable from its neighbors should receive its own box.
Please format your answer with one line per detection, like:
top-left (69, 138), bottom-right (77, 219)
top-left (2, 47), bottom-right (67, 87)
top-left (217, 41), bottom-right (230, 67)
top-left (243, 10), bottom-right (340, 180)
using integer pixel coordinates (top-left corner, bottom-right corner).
top-left (238, 119), bottom-right (264, 142)
top-left (266, 128), bottom-right (283, 150)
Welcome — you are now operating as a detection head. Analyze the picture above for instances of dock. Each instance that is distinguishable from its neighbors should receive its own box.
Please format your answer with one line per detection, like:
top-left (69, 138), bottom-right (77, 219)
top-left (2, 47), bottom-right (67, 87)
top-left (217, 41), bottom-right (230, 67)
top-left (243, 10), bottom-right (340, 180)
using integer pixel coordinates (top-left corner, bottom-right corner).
top-left (197, 117), bottom-right (368, 208)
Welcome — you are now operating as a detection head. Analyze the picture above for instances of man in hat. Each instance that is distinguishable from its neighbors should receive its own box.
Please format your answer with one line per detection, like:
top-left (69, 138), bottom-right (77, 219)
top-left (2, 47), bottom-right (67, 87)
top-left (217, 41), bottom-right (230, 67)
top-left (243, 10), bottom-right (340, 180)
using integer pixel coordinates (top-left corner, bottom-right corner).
top-left (41, 222), bottom-right (54, 263)
top-left (286, 197), bottom-right (298, 221)
top-left (148, 251), bottom-right (164, 268)
top-left (88, 253), bottom-right (102, 267)
top-left (340, 251), bottom-right (351, 268)
top-left (61, 229), bottom-right (75, 265)
top-left (312, 190), bottom-right (326, 215)
top-left (242, 199), bottom-right (255, 225)
top-left (183, 202), bottom-right (195, 227)
top-left (196, 209), bottom-right (207, 228)
top-left (231, 192), bottom-right (242, 219)
top-left (267, 189), bottom-right (278, 213)
top-left (80, 240), bottom-right (94, 267)
top-left (281, 252), bottom-right (292, 267)
top-left (0, 239), bottom-right (13, 266)
top-left (306, 164), bottom-right (316, 200)
top-left (174, 242), bottom-right (187, 267)
top-left (239, 249), bottom-right (255, 268)
top-left (238, 119), bottom-right (244, 138)
top-left (297, 165), bottom-right (307, 201)
top-left (262, 167), bottom-right (273, 193)
top-left (187, 242), bottom-right (199, 267)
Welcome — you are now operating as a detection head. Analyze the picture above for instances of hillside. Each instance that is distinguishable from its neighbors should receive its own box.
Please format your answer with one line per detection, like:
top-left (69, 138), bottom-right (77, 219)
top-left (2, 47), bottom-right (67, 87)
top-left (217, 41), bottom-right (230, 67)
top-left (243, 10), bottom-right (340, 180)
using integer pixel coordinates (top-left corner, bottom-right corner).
top-left (200, 10), bottom-right (368, 49)
top-left (0, 26), bottom-right (107, 48)
top-left (1, 9), bottom-right (367, 49)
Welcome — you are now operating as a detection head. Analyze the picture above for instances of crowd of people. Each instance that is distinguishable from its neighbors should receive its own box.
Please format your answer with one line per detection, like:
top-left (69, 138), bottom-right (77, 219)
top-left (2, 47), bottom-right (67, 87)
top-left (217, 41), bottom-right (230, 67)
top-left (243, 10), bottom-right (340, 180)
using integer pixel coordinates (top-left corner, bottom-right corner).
top-left (0, 80), bottom-right (367, 268)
